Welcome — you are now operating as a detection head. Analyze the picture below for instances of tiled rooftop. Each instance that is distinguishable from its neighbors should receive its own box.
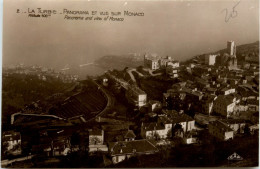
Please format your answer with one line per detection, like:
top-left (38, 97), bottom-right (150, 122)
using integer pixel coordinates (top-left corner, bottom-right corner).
top-left (110, 139), bottom-right (158, 156)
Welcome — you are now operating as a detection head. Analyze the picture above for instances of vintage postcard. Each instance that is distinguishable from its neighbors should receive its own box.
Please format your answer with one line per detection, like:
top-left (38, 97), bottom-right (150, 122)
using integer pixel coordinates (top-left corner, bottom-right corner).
top-left (1, 0), bottom-right (259, 168)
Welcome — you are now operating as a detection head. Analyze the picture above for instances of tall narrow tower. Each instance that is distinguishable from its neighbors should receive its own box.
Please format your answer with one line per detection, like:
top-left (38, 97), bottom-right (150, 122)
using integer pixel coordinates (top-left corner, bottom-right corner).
top-left (227, 41), bottom-right (236, 57)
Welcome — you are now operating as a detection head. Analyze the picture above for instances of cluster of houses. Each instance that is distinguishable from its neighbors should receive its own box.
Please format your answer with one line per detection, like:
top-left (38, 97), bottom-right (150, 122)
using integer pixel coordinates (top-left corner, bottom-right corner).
top-left (1, 127), bottom-right (159, 165)
top-left (3, 64), bottom-right (79, 83)
top-left (159, 42), bottom-right (259, 141)
top-left (141, 109), bottom-right (196, 144)
top-left (123, 41), bottom-right (258, 143)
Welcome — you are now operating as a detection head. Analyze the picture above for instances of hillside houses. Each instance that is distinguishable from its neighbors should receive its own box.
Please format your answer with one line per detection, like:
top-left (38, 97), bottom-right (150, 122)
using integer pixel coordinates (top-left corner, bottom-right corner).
top-left (141, 110), bottom-right (195, 139)
top-left (3, 41), bottom-right (259, 167)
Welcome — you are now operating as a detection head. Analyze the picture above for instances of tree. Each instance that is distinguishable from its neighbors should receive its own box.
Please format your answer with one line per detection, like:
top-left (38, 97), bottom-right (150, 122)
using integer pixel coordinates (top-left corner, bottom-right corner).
top-left (172, 123), bottom-right (184, 138)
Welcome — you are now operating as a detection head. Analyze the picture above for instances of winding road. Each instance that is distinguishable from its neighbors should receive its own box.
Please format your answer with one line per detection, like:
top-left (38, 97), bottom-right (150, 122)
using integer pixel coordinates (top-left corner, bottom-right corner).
top-left (89, 79), bottom-right (115, 122)
top-left (127, 68), bottom-right (144, 82)
top-left (143, 68), bottom-right (163, 76)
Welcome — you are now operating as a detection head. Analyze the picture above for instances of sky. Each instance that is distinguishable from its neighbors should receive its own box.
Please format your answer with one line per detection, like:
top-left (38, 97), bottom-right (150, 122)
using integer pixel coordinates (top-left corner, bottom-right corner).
top-left (3, 0), bottom-right (259, 69)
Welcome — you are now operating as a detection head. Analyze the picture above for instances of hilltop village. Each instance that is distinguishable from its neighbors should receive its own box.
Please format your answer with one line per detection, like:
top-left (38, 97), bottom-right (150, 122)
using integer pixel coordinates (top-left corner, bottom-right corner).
top-left (1, 41), bottom-right (259, 167)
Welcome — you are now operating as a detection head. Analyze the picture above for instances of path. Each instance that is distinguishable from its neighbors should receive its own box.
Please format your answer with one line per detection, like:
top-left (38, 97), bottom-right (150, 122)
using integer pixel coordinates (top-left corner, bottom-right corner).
top-left (143, 68), bottom-right (163, 76)
top-left (127, 68), bottom-right (144, 82)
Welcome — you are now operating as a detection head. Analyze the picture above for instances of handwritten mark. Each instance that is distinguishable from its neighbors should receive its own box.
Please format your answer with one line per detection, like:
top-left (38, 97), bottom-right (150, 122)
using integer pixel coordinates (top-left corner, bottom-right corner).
top-left (222, 0), bottom-right (241, 22)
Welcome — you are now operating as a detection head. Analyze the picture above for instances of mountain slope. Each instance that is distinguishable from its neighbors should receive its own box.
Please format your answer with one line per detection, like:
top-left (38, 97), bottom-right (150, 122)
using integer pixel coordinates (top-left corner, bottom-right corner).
top-left (186, 41), bottom-right (259, 64)
top-left (94, 41), bottom-right (259, 68)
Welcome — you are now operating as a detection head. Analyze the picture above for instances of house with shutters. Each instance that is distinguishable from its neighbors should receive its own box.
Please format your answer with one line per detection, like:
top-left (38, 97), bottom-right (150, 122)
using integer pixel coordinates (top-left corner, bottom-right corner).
top-left (108, 139), bottom-right (158, 164)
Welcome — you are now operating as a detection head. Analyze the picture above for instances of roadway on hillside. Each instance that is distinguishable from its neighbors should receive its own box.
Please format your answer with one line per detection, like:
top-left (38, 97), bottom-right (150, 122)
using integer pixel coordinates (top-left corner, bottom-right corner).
top-left (89, 79), bottom-right (115, 122)
top-left (143, 68), bottom-right (163, 76)
top-left (106, 72), bottom-right (129, 89)
top-left (127, 68), bottom-right (144, 82)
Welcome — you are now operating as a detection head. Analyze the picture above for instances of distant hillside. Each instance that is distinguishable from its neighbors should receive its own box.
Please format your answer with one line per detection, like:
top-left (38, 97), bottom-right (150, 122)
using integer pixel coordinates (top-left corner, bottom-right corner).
top-left (94, 54), bottom-right (144, 70)
top-left (95, 41), bottom-right (259, 68)
top-left (218, 41), bottom-right (259, 55)
top-left (185, 41), bottom-right (259, 64)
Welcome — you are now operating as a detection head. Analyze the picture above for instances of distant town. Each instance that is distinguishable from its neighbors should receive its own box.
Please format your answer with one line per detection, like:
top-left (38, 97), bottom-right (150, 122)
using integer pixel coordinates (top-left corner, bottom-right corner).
top-left (1, 40), bottom-right (259, 167)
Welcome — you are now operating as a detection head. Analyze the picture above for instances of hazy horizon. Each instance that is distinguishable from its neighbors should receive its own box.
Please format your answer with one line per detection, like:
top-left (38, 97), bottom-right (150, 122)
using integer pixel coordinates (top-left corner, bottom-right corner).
top-left (3, 0), bottom-right (259, 69)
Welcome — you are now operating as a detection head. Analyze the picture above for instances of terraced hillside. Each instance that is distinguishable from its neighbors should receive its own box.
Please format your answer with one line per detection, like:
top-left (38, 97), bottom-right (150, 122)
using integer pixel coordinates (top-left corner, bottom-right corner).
top-left (50, 87), bottom-right (107, 120)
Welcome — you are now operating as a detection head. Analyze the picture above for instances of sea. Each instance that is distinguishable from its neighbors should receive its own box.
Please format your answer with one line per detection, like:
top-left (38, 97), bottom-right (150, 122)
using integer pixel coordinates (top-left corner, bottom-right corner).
top-left (64, 64), bottom-right (107, 80)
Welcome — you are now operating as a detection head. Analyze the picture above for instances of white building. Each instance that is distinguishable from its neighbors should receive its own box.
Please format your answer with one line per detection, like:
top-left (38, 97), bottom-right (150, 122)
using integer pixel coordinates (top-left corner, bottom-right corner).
top-left (159, 56), bottom-right (174, 68)
top-left (221, 88), bottom-right (236, 95)
top-left (166, 65), bottom-right (178, 78)
top-left (205, 54), bottom-right (218, 65)
top-left (144, 54), bottom-right (179, 70)
top-left (167, 61), bottom-right (180, 69)
top-left (144, 54), bottom-right (160, 70)
top-left (147, 100), bottom-right (161, 112)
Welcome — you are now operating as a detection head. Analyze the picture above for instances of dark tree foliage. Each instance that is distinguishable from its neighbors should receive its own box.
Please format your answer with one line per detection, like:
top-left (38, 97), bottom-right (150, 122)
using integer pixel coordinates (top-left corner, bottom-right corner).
top-left (2, 74), bottom-right (74, 129)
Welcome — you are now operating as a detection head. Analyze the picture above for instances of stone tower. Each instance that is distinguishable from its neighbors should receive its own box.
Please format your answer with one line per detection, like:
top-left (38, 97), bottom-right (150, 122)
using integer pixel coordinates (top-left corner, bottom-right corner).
top-left (227, 41), bottom-right (236, 57)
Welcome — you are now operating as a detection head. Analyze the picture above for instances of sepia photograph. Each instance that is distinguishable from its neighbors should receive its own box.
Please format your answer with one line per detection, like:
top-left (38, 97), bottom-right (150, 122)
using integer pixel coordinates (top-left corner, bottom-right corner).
top-left (1, 0), bottom-right (259, 168)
